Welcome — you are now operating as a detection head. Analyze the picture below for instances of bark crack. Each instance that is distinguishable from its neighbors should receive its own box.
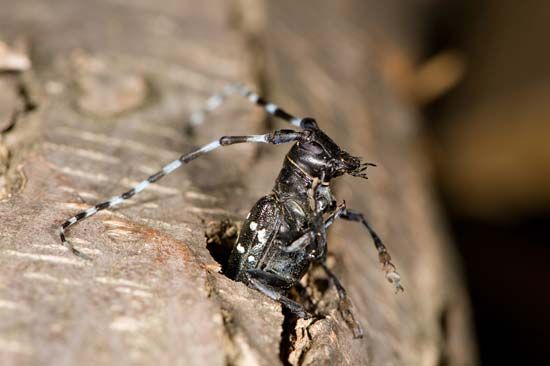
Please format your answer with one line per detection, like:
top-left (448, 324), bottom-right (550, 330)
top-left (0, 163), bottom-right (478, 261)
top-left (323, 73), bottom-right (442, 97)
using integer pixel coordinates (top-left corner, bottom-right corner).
top-left (0, 72), bottom-right (37, 200)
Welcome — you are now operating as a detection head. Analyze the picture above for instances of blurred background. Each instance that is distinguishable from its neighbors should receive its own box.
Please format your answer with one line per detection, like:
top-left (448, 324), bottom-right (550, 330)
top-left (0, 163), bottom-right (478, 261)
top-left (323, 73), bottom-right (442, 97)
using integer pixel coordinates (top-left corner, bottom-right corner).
top-left (420, 0), bottom-right (550, 364)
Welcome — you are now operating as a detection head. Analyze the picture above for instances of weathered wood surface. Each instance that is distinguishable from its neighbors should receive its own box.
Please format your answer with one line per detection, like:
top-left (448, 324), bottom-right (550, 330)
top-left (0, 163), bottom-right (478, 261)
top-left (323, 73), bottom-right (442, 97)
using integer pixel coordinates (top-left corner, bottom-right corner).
top-left (0, 0), bottom-right (476, 365)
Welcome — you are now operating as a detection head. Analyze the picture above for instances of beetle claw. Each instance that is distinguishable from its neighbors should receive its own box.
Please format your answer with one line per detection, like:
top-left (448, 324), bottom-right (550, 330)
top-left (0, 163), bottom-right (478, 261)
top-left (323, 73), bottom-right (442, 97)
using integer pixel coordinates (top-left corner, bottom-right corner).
top-left (383, 265), bottom-right (404, 293)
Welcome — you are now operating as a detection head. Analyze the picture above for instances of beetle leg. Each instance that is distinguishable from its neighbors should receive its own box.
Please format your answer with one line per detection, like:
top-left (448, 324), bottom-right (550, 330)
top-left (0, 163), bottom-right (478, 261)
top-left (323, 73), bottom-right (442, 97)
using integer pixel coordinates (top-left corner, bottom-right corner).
top-left (280, 231), bottom-right (315, 253)
top-left (246, 269), bottom-right (311, 319)
top-left (318, 262), bottom-right (364, 339)
top-left (323, 201), bottom-right (347, 229)
top-left (280, 230), bottom-right (327, 262)
top-left (293, 281), bottom-right (315, 310)
top-left (246, 269), bottom-right (289, 288)
top-left (326, 205), bottom-right (403, 293)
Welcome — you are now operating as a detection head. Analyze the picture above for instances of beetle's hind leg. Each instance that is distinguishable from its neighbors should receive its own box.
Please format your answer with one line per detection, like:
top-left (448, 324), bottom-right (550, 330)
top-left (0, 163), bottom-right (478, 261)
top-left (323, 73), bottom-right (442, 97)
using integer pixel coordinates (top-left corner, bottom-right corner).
top-left (319, 262), bottom-right (364, 339)
top-left (246, 269), bottom-right (311, 319)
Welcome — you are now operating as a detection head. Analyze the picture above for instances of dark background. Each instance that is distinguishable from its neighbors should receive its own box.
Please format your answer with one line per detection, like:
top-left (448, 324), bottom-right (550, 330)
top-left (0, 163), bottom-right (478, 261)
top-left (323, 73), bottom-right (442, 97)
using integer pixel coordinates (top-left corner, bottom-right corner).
top-left (422, 0), bottom-right (550, 364)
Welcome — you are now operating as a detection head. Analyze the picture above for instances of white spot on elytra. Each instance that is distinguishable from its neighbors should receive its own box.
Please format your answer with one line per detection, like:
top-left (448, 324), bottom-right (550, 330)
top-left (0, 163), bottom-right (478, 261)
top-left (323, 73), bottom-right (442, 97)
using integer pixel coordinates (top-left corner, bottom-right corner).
top-left (257, 228), bottom-right (268, 244)
top-left (236, 244), bottom-right (245, 253)
top-left (246, 212), bottom-right (251, 219)
top-left (247, 255), bottom-right (255, 263)
top-left (249, 221), bottom-right (257, 231)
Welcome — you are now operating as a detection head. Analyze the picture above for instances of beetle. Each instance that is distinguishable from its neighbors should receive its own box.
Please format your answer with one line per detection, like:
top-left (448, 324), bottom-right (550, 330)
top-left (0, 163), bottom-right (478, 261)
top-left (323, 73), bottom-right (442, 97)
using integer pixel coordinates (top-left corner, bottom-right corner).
top-left (59, 82), bottom-right (403, 338)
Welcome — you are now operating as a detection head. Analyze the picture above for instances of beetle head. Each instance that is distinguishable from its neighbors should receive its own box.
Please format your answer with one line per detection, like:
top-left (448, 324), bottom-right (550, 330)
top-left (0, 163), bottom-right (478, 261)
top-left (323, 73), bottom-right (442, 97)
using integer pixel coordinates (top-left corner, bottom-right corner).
top-left (290, 118), bottom-right (376, 181)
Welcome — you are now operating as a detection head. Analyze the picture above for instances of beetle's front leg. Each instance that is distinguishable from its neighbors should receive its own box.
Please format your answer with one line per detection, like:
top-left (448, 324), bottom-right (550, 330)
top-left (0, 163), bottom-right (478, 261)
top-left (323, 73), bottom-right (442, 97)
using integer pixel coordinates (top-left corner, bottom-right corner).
top-left (327, 204), bottom-right (404, 293)
top-left (245, 269), bottom-right (311, 319)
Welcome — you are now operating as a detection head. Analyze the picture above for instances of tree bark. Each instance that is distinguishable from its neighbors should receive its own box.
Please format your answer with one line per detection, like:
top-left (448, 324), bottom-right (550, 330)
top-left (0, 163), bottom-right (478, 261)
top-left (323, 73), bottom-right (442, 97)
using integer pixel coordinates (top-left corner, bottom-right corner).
top-left (0, 0), bottom-right (476, 365)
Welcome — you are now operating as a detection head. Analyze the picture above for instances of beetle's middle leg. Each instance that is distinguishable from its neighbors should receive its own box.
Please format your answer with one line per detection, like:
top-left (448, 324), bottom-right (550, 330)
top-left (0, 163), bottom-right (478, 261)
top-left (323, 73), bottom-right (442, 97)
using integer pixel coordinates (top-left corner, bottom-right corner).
top-left (245, 269), bottom-right (311, 319)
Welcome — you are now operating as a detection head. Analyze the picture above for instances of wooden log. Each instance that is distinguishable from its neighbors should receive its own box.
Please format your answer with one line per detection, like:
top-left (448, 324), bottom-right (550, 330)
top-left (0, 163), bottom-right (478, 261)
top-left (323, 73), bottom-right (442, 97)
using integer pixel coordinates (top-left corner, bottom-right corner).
top-left (0, 0), bottom-right (476, 365)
